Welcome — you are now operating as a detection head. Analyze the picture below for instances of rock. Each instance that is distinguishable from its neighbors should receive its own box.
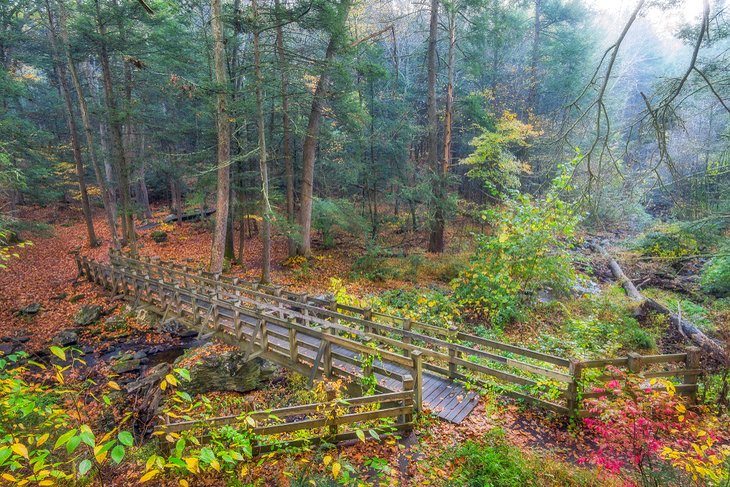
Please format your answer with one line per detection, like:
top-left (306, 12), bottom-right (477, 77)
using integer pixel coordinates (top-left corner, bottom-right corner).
top-left (182, 352), bottom-right (275, 396)
top-left (51, 292), bottom-right (68, 301)
top-left (159, 320), bottom-right (197, 338)
top-left (19, 303), bottom-right (41, 315)
top-left (74, 305), bottom-right (102, 326)
top-left (111, 352), bottom-right (143, 374)
top-left (52, 329), bottom-right (79, 347)
top-left (133, 307), bottom-right (160, 327)
top-left (0, 342), bottom-right (15, 356)
top-left (573, 278), bottom-right (601, 296)
top-left (69, 294), bottom-right (85, 303)
top-left (104, 315), bottom-right (127, 332)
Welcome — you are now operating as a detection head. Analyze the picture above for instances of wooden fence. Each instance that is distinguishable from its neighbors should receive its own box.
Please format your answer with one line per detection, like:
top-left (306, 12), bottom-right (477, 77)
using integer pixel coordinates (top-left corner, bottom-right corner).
top-left (154, 387), bottom-right (415, 455)
top-left (79, 252), bottom-right (702, 417)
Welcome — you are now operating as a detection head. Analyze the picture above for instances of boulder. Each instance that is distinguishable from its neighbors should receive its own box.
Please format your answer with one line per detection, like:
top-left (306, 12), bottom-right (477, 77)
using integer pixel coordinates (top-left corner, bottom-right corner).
top-left (182, 352), bottom-right (275, 396)
top-left (111, 352), bottom-right (144, 374)
top-left (19, 303), bottom-right (41, 315)
top-left (74, 305), bottom-right (102, 326)
top-left (104, 315), bottom-right (127, 332)
top-left (52, 329), bottom-right (79, 347)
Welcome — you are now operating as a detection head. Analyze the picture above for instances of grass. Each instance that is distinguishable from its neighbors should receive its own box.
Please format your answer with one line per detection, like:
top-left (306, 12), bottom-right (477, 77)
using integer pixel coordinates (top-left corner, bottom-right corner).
top-left (446, 428), bottom-right (613, 487)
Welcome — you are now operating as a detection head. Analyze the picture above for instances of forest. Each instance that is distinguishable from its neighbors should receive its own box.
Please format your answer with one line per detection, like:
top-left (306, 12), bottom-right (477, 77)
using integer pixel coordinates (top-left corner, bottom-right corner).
top-left (1, 0), bottom-right (729, 485)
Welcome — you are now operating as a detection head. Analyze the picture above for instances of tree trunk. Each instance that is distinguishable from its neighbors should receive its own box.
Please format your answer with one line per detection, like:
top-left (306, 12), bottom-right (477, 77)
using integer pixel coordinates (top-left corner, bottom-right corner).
top-left (170, 174), bottom-right (183, 221)
top-left (95, 0), bottom-right (135, 249)
top-left (275, 0), bottom-right (296, 258)
top-left (297, 0), bottom-right (352, 257)
top-left (137, 158), bottom-right (153, 220)
top-left (253, 0), bottom-right (271, 284)
top-left (45, 0), bottom-right (98, 248)
top-left (58, 0), bottom-right (119, 248)
top-left (209, 0), bottom-right (231, 273)
top-left (426, 0), bottom-right (444, 253)
top-left (527, 0), bottom-right (541, 111)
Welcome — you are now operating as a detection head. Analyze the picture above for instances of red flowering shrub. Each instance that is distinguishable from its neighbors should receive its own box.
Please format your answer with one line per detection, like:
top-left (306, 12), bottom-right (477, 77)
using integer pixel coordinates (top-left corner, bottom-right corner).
top-left (580, 366), bottom-right (730, 486)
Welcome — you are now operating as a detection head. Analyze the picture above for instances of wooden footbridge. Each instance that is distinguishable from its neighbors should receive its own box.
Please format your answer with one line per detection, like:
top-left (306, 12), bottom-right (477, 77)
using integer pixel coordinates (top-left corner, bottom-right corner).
top-left (76, 250), bottom-right (701, 426)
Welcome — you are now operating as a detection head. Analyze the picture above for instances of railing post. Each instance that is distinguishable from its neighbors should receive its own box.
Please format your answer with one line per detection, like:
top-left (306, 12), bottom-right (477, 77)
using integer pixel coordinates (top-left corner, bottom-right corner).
top-left (259, 314), bottom-right (269, 352)
top-left (627, 352), bottom-right (644, 374)
top-left (567, 359), bottom-right (583, 417)
top-left (411, 350), bottom-right (423, 413)
top-left (402, 373), bottom-right (414, 425)
top-left (685, 347), bottom-right (701, 404)
top-left (322, 325), bottom-right (332, 378)
top-left (364, 308), bottom-right (373, 335)
top-left (289, 327), bottom-right (298, 362)
top-left (448, 326), bottom-right (461, 378)
top-left (325, 383), bottom-right (338, 438)
top-left (403, 319), bottom-right (412, 357)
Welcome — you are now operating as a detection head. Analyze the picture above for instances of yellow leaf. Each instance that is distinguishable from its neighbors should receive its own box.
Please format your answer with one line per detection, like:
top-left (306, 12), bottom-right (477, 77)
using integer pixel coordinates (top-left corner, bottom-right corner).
top-left (108, 381), bottom-right (121, 391)
top-left (140, 470), bottom-right (160, 483)
top-left (2, 473), bottom-right (17, 482)
top-left (332, 462), bottom-right (341, 478)
top-left (95, 449), bottom-right (108, 463)
top-left (39, 481), bottom-right (54, 486)
top-left (323, 455), bottom-right (332, 466)
top-left (37, 433), bottom-right (50, 447)
top-left (697, 430), bottom-right (707, 437)
top-left (179, 481), bottom-right (189, 487)
top-left (165, 374), bottom-right (178, 387)
top-left (160, 380), bottom-right (167, 391)
top-left (12, 443), bottom-right (29, 459)
top-left (210, 459), bottom-right (221, 472)
top-left (240, 464), bottom-right (249, 476)
top-left (675, 404), bottom-right (686, 414)
top-left (184, 457), bottom-right (199, 474)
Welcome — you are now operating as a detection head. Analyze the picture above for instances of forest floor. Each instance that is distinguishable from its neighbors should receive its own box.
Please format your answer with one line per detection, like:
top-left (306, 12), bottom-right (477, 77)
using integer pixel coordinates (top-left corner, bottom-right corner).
top-left (1, 204), bottom-right (725, 486)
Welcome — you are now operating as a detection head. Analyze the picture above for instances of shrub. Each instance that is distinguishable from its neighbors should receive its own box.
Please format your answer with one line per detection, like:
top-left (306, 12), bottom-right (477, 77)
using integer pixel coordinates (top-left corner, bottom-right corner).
top-left (448, 428), bottom-right (606, 487)
top-left (150, 230), bottom-right (168, 243)
top-left (453, 191), bottom-right (579, 327)
top-left (581, 367), bottom-right (730, 486)
top-left (701, 244), bottom-right (730, 297)
top-left (350, 244), bottom-right (398, 282)
top-left (0, 348), bottom-right (134, 484)
top-left (312, 198), bottom-right (368, 248)
top-left (634, 223), bottom-right (699, 260)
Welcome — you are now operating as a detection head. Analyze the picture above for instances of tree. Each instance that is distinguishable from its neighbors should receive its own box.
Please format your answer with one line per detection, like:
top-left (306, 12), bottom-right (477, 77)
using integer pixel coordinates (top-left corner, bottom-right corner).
top-left (252, 0), bottom-right (272, 283)
top-left (297, 0), bottom-right (353, 257)
top-left (209, 0), bottom-right (231, 274)
top-left (426, 0), bottom-right (443, 253)
top-left (44, 0), bottom-right (98, 247)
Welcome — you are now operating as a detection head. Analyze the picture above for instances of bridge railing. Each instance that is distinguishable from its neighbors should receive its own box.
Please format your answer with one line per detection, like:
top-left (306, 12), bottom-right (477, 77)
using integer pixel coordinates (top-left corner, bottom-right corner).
top-left (153, 384), bottom-right (415, 455)
top-left (87, 252), bottom-right (701, 417)
top-left (107, 251), bottom-right (575, 414)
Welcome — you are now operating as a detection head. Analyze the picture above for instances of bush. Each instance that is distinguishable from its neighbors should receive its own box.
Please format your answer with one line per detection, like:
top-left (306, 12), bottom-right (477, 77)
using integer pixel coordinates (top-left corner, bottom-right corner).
top-left (312, 198), bottom-right (368, 248)
top-left (350, 244), bottom-right (398, 282)
top-left (581, 368), bottom-right (730, 486)
top-left (453, 191), bottom-right (579, 327)
top-left (634, 223), bottom-right (699, 260)
top-left (150, 230), bottom-right (168, 243)
top-left (448, 428), bottom-right (606, 487)
top-left (701, 244), bottom-right (730, 297)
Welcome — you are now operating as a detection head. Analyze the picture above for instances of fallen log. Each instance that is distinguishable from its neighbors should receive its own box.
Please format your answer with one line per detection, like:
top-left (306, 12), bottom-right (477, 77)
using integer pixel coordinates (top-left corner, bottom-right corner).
top-left (590, 241), bottom-right (728, 362)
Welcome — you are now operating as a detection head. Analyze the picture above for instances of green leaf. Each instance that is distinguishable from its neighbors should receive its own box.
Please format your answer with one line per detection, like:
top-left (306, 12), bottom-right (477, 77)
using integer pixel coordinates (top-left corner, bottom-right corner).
top-left (66, 435), bottom-right (82, 454)
top-left (368, 429), bottom-right (380, 441)
top-left (117, 431), bottom-right (134, 447)
top-left (355, 429), bottom-right (365, 442)
top-left (0, 447), bottom-right (11, 466)
top-left (50, 346), bottom-right (66, 361)
top-left (54, 429), bottom-right (77, 449)
top-left (78, 459), bottom-right (92, 476)
top-left (111, 445), bottom-right (125, 465)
